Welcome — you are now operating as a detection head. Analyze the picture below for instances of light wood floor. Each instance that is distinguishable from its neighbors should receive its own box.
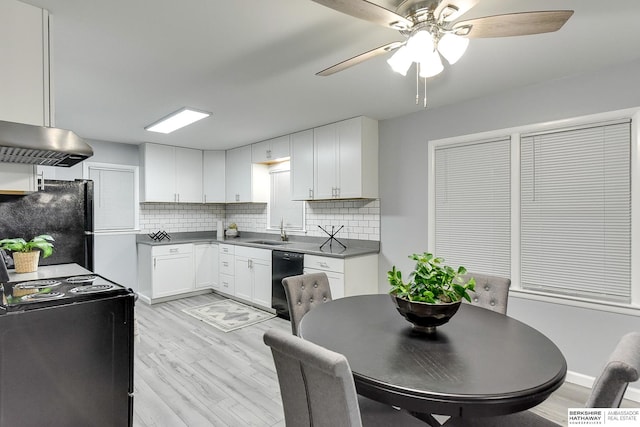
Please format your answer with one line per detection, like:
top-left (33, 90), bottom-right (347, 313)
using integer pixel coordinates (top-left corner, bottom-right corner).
top-left (133, 293), bottom-right (633, 427)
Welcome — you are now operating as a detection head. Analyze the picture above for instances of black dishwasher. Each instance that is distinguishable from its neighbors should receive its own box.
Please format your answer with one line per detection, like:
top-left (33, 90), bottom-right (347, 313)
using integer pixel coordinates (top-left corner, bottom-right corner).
top-left (272, 250), bottom-right (304, 319)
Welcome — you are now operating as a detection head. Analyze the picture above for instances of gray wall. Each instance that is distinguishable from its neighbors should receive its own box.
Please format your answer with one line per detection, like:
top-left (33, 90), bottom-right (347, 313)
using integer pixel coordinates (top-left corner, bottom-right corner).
top-left (378, 58), bottom-right (640, 380)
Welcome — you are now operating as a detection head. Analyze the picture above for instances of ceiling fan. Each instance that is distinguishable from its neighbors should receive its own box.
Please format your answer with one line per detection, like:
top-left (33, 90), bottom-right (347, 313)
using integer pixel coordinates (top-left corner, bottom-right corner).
top-left (312, 0), bottom-right (573, 105)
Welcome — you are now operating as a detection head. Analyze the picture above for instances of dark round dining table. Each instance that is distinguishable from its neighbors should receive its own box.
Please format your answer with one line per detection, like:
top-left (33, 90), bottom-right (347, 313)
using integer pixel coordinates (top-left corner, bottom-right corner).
top-left (298, 294), bottom-right (567, 419)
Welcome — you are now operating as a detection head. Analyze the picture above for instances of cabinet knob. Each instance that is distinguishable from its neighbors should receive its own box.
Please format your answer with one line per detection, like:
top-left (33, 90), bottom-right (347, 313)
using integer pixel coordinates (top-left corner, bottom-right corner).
top-left (309, 188), bottom-right (313, 198)
top-left (170, 248), bottom-right (179, 253)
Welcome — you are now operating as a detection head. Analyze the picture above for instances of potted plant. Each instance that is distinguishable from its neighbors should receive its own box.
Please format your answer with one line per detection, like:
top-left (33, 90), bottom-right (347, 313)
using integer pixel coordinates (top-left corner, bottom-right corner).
top-left (0, 234), bottom-right (55, 273)
top-left (225, 223), bottom-right (238, 237)
top-left (388, 252), bottom-right (475, 333)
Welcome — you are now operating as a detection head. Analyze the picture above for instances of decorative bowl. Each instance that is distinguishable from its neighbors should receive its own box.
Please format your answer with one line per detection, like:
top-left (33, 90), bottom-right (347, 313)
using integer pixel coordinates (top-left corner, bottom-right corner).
top-left (390, 294), bottom-right (461, 334)
top-left (225, 229), bottom-right (238, 237)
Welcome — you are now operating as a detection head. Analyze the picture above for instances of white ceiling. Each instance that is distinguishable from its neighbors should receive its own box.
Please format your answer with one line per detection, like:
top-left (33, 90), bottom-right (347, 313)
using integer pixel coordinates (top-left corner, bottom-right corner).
top-left (21, 0), bottom-right (640, 150)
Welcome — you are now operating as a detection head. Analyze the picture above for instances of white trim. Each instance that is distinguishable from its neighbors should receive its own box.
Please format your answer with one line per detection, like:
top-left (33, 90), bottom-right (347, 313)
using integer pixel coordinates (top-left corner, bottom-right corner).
top-left (632, 111), bottom-right (640, 306)
top-left (565, 370), bottom-right (640, 404)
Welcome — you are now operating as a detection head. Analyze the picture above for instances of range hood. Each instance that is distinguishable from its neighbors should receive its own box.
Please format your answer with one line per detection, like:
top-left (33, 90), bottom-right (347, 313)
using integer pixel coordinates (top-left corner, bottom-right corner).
top-left (0, 120), bottom-right (93, 167)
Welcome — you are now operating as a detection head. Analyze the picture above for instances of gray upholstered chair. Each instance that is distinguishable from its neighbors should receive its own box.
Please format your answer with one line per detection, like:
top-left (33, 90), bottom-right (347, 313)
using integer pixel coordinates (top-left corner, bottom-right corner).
top-left (282, 272), bottom-right (332, 336)
top-left (263, 328), bottom-right (426, 427)
top-left (445, 331), bottom-right (640, 426)
top-left (461, 272), bottom-right (511, 314)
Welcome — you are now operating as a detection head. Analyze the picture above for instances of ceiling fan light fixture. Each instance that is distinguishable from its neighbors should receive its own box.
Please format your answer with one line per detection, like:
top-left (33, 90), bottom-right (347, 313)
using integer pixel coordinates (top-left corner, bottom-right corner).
top-left (437, 33), bottom-right (469, 65)
top-left (418, 50), bottom-right (443, 78)
top-left (387, 45), bottom-right (413, 76)
top-left (406, 30), bottom-right (435, 60)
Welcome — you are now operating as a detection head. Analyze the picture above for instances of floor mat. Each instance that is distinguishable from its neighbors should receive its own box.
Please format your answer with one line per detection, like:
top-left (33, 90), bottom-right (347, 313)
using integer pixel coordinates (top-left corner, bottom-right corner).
top-left (182, 299), bottom-right (276, 332)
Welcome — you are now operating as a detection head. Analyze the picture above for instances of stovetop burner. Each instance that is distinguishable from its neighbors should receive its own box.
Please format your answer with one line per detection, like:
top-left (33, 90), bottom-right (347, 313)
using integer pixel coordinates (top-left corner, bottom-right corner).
top-left (21, 291), bottom-right (65, 302)
top-left (70, 284), bottom-right (114, 294)
top-left (65, 275), bottom-right (97, 284)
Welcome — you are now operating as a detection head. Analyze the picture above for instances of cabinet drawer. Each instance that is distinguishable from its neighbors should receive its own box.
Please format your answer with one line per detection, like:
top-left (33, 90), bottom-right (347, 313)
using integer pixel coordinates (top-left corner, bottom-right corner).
top-left (304, 254), bottom-right (344, 273)
top-left (219, 244), bottom-right (235, 255)
top-left (235, 245), bottom-right (271, 261)
top-left (219, 254), bottom-right (234, 275)
top-left (151, 243), bottom-right (193, 257)
top-left (219, 274), bottom-right (235, 294)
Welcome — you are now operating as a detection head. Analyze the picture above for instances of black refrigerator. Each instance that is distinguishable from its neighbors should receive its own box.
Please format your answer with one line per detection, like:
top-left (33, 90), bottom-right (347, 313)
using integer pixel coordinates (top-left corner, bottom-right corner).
top-left (0, 179), bottom-right (94, 270)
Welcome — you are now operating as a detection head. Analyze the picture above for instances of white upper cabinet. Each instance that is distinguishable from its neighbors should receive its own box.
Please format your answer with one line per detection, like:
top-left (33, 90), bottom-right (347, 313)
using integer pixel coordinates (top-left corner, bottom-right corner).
top-left (202, 150), bottom-right (226, 203)
top-left (140, 143), bottom-right (203, 203)
top-left (0, 0), bottom-right (51, 126)
top-left (225, 145), bottom-right (268, 203)
top-left (251, 135), bottom-right (290, 163)
top-left (313, 116), bottom-right (378, 200)
top-left (0, 164), bottom-right (38, 194)
top-left (290, 129), bottom-right (314, 200)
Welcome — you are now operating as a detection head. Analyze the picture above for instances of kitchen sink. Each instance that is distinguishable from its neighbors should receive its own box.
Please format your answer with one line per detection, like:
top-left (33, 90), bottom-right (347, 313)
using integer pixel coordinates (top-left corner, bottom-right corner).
top-left (247, 240), bottom-right (288, 246)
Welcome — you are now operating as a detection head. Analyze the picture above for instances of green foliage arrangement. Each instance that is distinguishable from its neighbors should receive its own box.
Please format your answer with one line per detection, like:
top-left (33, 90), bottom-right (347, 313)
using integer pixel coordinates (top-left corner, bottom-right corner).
top-left (0, 234), bottom-right (55, 259)
top-left (388, 252), bottom-right (475, 304)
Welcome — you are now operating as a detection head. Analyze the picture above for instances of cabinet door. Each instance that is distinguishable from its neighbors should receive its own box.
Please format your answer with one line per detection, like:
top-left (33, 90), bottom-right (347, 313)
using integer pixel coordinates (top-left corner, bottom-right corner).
top-left (252, 257), bottom-right (272, 308)
top-left (336, 118), bottom-right (363, 199)
top-left (314, 123), bottom-right (338, 199)
top-left (0, 163), bottom-right (37, 193)
top-left (269, 135), bottom-right (290, 161)
top-left (252, 135), bottom-right (290, 163)
top-left (251, 140), bottom-right (271, 163)
top-left (234, 255), bottom-right (252, 301)
top-left (225, 145), bottom-right (251, 202)
top-left (195, 243), bottom-right (217, 290)
top-left (290, 129), bottom-right (314, 200)
top-left (142, 143), bottom-right (176, 202)
top-left (304, 267), bottom-right (345, 299)
top-left (153, 252), bottom-right (194, 297)
top-left (0, 1), bottom-right (49, 126)
top-left (175, 147), bottom-right (203, 203)
top-left (203, 151), bottom-right (226, 203)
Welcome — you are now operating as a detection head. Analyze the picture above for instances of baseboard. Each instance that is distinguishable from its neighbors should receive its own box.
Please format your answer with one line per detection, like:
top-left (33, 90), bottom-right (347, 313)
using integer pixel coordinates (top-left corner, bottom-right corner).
top-left (566, 370), bottom-right (640, 403)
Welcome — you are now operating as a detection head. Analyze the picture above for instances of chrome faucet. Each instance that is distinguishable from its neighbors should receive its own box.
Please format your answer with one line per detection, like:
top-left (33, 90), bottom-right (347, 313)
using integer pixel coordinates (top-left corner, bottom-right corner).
top-left (280, 218), bottom-right (288, 241)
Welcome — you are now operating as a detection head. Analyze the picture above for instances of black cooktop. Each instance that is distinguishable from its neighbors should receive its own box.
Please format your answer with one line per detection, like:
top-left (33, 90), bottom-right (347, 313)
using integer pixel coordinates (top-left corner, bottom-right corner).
top-left (1, 274), bottom-right (132, 313)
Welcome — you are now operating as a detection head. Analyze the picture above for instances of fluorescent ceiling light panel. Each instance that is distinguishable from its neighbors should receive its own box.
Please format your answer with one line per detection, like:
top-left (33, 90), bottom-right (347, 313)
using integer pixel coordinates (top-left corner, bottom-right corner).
top-left (145, 107), bottom-right (211, 134)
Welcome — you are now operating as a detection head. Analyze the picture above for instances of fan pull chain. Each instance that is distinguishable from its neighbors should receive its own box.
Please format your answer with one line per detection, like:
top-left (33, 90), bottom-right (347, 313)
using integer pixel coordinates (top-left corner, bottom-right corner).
top-left (415, 64), bottom-right (420, 105)
top-left (424, 77), bottom-right (428, 108)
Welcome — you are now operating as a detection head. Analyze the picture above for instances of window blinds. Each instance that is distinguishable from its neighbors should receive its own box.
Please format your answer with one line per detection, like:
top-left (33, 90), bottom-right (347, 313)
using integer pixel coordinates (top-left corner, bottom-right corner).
top-left (434, 138), bottom-right (511, 277)
top-left (520, 121), bottom-right (631, 302)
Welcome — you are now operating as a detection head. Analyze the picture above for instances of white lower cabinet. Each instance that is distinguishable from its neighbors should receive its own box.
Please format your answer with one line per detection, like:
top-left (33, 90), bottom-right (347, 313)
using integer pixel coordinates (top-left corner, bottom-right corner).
top-left (234, 246), bottom-right (272, 308)
top-left (195, 242), bottom-right (218, 290)
top-left (138, 242), bottom-right (217, 304)
top-left (304, 253), bottom-right (378, 299)
top-left (218, 244), bottom-right (235, 295)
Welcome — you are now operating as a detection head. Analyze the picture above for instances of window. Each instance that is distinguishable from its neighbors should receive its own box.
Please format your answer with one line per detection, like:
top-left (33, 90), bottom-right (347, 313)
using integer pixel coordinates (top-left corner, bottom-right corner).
top-left (268, 161), bottom-right (304, 231)
top-left (520, 121), bottom-right (631, 303)
top-left (433, 138), bottom-right (511, 277)
top-left (428, 109), bottom-right (638, 308)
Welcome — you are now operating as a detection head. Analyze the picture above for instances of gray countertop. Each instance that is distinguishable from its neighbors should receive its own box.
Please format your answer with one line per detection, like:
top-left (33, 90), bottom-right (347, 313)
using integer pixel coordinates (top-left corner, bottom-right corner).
top-left (8, 263), bottom-right (91, 282)
top-left (136, 231), bottom-right (379, 259)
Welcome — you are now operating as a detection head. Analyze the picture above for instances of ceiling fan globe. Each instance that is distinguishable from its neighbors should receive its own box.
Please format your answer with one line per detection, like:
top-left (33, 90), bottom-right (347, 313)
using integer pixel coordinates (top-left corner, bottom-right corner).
top-left (438, 32), bottom-right (469, 65)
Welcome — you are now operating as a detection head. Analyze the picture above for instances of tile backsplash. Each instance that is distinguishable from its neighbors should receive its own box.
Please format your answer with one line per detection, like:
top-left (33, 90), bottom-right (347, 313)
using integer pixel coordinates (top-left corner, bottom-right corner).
top-left (140, 199), bottom-right (380, 241)
top-left (139, 203), bottom-right (225, 234)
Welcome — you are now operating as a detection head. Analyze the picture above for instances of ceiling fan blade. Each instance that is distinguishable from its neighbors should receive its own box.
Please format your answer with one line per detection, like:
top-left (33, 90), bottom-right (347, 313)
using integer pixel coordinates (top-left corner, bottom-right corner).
top-left (312, 0), bottom-right (413, 30)
top-left (316, 41), bottom-right (404, 76)
top-left (435, 0), bottom-right (479, 22)
top-left (453, 10), bottom-right (574, 38)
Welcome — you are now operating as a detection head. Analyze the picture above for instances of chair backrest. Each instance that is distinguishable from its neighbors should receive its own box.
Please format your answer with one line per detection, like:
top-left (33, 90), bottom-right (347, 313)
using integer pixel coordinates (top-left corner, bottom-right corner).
top-left (282, 272), bottom-right (332, 336)
top-left (263, 328), bottom-right (362, 427)
top-left (586, 332), bottom-right (640, 408)
top-left (461, 272), bottom-right (511, 314)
